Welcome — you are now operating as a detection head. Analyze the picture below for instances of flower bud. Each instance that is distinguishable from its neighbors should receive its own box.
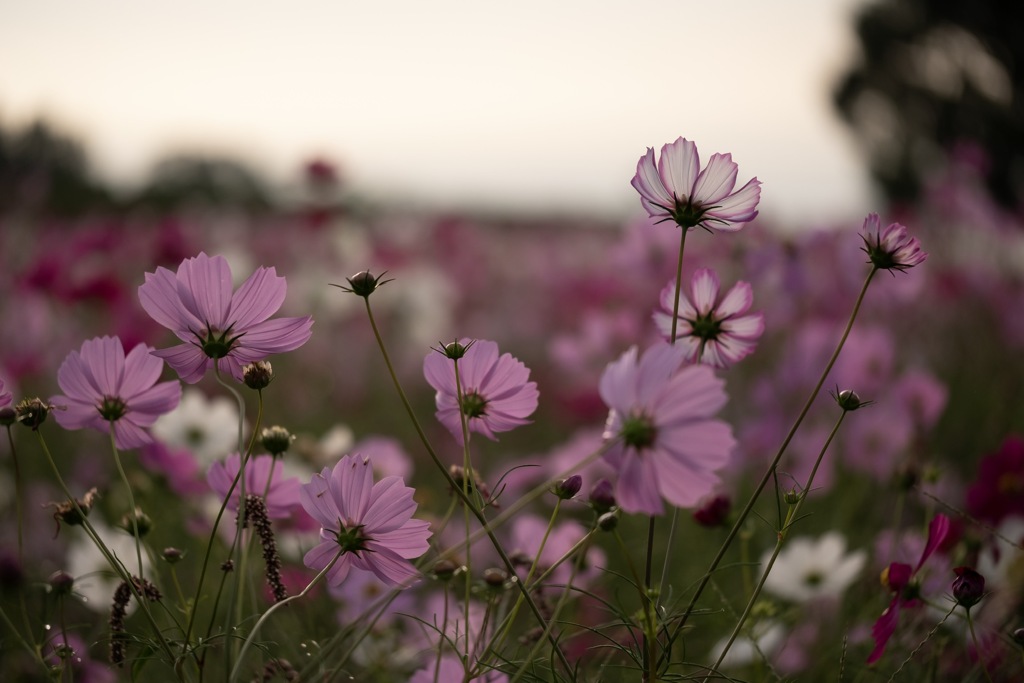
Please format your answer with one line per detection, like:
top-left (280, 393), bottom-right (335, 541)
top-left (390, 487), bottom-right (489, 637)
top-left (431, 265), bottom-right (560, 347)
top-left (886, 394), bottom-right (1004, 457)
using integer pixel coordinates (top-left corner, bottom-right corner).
top-left (442, 340), bottom-right (470, 360)
top-left (431, 559), bottom-right (461, 582)
top-left (589, 479), bottom-right (616, 514)
top-left (836, 389), bottom-right (863, 411)
top-left (15, 397), bottom-right (50, 430)
top-left (48, 570), bottom-right (75, 596)
top-left (0, 406), bottom-right (16, 427)
top-left (1012, 627), bottom-right (1024, 646)
top-left (952, 566), bottom-right (985, 609)
top-left (49, 488), bottom-right (99, 536)
top-left (483, 567), bottom-right (509, 589)
top-left (337, 270), bottom-right (391, 298)
top-left (597, 511), bottom-right (619, 532)
top-left (120, 509), bottom-right (153, 538)
top-left (260, 425), bottom-right (294, 456)
top-left (162, 548), bottom-right (185, 564)
top-left (783, 488), bottom-right (802, 505)
top-left (693, 494), bottom-right (731, 528)
top-left (553, 475), bottom-right (582, 500)
top-left (242, 361), bottom-right (274, 390)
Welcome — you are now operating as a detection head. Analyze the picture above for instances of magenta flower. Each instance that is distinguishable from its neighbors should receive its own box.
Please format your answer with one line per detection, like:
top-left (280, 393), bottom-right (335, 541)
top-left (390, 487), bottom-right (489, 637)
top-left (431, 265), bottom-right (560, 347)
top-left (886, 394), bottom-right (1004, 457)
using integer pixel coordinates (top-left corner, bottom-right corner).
top-left (299, 454), bottom-right (432, 588)
top-left (867, 513), bottom-right (951, 664)
top-left (207, 453), bottom-right (301, 519)
top-left (653, 269), bottom-right (765, 368)
top-left (49, 336), bottom-right (182, 449)
top-left (0, 377), bottom-right (11, 408)
top-left (631, 137), bottom-right (761, 231)
top-left (423, 339), bottom-right (539, 445)
top-left (138, 252), bottom-right (313, 383)
top-left (860, 213), bottom-right (927, 272)
top-left (599, 343), bottom-right (736, 515)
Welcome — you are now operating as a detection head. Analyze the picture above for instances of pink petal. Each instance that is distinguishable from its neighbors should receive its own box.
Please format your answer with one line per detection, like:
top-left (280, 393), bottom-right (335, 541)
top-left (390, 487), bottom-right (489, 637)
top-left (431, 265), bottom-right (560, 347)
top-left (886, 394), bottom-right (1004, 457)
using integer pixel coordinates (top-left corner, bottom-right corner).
top-left (234, 316), bottom-right (313, 356)
top-left (120, 343), bottom-right (165, 399)
top-left (57, 351), bottom-right (101, 402)
top-left (362, 476), bottom-right (417, 533)
top-left (706, 177), bottom-right (761, 225)
top-left (373, 519), bottom-right (433, 559)
top-left (630, 147), bottom-right (673, 208)
top-left (299, 469), bottom-right (340, 528)
top-left (127, 381), bottom-right (182, 424)
top-left (690, 269), bottom-right (720, 316)
top-left (867, 598), bottom-right (901, 664)
top-left (717, 281), bottom-right (754, 319)
top-left (152, 345), bottom-right (210, 384)
top-left (112, 420), bottom-right (153, 450)
top-left (658, 421), bottom-right (735, 474)
top-left (653, 448), bottom-right (722, 508)
top-left (657, 137), bottom-right (700, 201)
top-left (916, 514), bottom-right (951, 572)
top-left (691, 153), bottom-right (739, 205)
top-left (228, 266), bottom-right (287, 330)
top-left (352, 547), bottom-right (420, 588)
top-left (458, 340), bottom-right (499, 392)
top-left (176, 253), bottom-right (234, 329)
top-left (50, 397), bottom-right (104, 431)
top-left (616, 451), bottom-right (663, 515)
top-left (598, 346), bottom-right (640, 414)
top-left (655, 365), bottom-right (728, 422)
top-left (79, 337), bottom-right (125, 396)
top-left (634, 343), bottom-right (687, 407)
top-left (331, 455), bottom-right (374, 523)
top-left (720, 313), bottom-right (764, 339)
top-left (138, 267), bottom-right (202, 333)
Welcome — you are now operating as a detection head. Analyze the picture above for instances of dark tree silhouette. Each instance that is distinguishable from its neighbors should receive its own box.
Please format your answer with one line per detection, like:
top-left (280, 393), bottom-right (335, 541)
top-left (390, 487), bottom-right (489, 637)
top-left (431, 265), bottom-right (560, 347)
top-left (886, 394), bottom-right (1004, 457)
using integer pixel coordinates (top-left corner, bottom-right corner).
top-left (834, 0), bottom-right (1024, 209)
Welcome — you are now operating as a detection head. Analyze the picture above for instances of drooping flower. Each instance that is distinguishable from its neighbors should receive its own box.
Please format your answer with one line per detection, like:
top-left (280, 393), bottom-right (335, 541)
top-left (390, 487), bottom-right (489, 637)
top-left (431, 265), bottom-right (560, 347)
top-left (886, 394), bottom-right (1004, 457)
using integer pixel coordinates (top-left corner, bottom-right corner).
top-left (867, 513), bottom-right (951, 664)
top-left (299, 454), bottom-right (431, 588)
top-left (860, 213), bottom-right (927, 272)
top-left (653, 269), bottom-right (765, 368)
top-left (423, 339), bottom-right (538, 445)
top-left (761, 532), bottom-right (867, 603)
top-left (49, 336), bottom-right (182, 449)
top-left (631, 137), bottom-right (761, 232)
top-left (207, 453), bottom-right (301, 520)
top-left (599, 342), bottom-right (736, 515)
top-left (138, 252), bottom-right (313, 383)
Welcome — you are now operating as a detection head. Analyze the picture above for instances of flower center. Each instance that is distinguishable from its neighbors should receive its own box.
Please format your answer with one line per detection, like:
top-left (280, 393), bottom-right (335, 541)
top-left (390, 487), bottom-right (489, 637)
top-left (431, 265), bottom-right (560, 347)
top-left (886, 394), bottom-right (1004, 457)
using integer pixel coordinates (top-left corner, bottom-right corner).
top-left (690, 312), bottom-right (723, 341)
top-left (334, 522), bottom-right (370, 554)
top-left (460, 391), bottom-right (488, 418)
top-left (621, 412), bottom-right (657, 450)
top-left (803, 571), bottom-right (824, 587)
top-left (671, 198), bottom-right (712, 230)
top-left (195, 325), bottom-right (244, 359)
top-left (98, 396), bottom-right (127, 421)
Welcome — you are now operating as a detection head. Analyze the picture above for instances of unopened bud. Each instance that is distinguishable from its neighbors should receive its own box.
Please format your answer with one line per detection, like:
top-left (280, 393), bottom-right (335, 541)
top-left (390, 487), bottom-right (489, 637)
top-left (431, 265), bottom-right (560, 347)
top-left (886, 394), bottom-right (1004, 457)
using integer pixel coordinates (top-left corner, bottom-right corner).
top-left (597, 511), bottom-right (619, 532)
top-left (441, 340), bottom-right (470, 360)
top-left (589, 479), bottom-right (616, 514)
top-left (693, 494), bottom-right (731, 528)
top-left (483, 567), bottom-right (509, 589)
top-left (119, 509), bottom-right (153, 538)
top-left (783, 489), bottom-right (802, 505)
top-left (431, 559), bottom-right (460, 582)
top-left (15, 397), bottom-right (50, 429)
top-left (1012, 627), bottom-right (1024, 646)
top-left (260, 425), bottom-right (293, 456)
top-left (836, 389), bottom-right (863, 411)
top-left (0, 406), bottom-right (16, 427)
top-left (952, 566), bottom-right (985, 609)
top-left (242, 361), bottom-right (274, 390)
top-left (48, 570), bottom-right (75, 596)
top-left (336, 270), bottom-right (391, 299)
top-left (553, 475), bottom-right (582, 500)
top-left (162, 548), bottom-right (185, 564)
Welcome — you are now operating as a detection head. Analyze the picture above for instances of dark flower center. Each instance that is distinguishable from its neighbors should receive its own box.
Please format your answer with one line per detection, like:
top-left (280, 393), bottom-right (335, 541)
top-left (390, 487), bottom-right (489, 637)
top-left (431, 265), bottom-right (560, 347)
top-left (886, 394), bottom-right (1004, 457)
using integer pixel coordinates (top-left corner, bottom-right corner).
top-left (690, 312), bottom-right (723, 341)
top-left (460, 392), bottom-right (488, 419)
top-left (99, 396), bottom-right (127, 421)
top-left (621, 413), bottom-right (657, 450)
top-left (195, 325), bottom-right (244, 359)
top-left (670, 198), bottom-right (711, 230)
top-left (803, 571), bottom-right (824, 587)
top-left (334, 522), bottom-right (370, 554)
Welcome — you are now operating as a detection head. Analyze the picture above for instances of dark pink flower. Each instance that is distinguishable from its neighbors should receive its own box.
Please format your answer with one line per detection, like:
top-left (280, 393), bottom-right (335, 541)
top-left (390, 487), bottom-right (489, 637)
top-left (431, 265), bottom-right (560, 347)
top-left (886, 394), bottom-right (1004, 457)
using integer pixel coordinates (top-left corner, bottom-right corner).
top-left (0, 377), bottom-right (11, 408)
top-left (630, 137), bottom-right (761, 231)
top-left (653, 269), bottom-right (765, 368)
top-left (49, 336), bottom-right (182, 449)
top-left (299, 454), bottom-right (431, 588)
top-left (599, 343), bottom-right (735, 515)
top-left (966, 435), bottom-right (1024, 525)
top-left (138, 252), bottom-right (313, 383)
top-left (860, 214), bottom-right (927, 272)
top-left (423, 339), bottom-right (538, 445)
top-left (207, 453), bottom-right (301, 520)
top-left (867, 513), bottom-right (951, 664)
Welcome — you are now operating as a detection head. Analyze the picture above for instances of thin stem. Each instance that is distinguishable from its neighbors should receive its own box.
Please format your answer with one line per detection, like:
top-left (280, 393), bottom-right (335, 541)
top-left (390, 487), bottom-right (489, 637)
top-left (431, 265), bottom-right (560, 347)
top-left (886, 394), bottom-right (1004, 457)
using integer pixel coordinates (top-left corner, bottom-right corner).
top-left (965, 608), bottom-right (995, 683)
top-left (614, 529), bottom-right (657, 682)
top-left (452, 355), bottom-right (474, 665)
top-left (362, 297), bottom-right (572, 674)
top-left (6, 426), bottom-right (23, 565)
top-left (229, 549), bottom-right (343, 683)
top-left (886, 603), bottom-right (956, 682)
top-left (663, 267), bottom-right (878, 664)
top-left (705, 409), bottom-right (847, 678)
top-left (108, 425), bottom-right (145, 579)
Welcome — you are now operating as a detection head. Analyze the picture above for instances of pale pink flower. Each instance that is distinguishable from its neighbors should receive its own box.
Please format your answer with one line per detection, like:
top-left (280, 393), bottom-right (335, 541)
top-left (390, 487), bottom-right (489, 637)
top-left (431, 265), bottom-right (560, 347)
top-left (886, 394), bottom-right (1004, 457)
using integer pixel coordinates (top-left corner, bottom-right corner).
top-left (49, 336), bottom-right (182, 449)
top-left (299, 454), bottom-right (431, 588)
top-left (631, 137), bottom-right (761, 231)
top-left (207, 453), bottom-right (301, 519)
top-left (600, 343), bottom-right (735, 515)
top-left (860, 213), bottom-right (927, 271)
top-left (424, 339), bottom-right (538, 445)
top-left (138, 252), bottom-right (313, 383)
top-left (653, 269), bottom-right (765, 368)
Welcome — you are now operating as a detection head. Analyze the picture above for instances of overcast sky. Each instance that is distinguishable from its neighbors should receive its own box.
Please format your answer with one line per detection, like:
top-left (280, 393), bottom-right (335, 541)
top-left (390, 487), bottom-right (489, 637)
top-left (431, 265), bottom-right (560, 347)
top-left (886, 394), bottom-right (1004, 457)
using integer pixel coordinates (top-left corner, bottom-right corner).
top-left (0, 0), bottom-right (875, 225)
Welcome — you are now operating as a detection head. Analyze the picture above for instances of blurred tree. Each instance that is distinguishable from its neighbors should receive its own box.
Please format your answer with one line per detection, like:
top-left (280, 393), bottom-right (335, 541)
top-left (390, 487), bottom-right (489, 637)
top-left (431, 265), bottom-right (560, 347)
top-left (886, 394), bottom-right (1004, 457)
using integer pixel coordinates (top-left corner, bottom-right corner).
top-left (0, 119), bottom-right (113, 215)
top-left (834, 0), bottom-right (1024, 209)
top-left (129, 155), bottom-right (271, 211)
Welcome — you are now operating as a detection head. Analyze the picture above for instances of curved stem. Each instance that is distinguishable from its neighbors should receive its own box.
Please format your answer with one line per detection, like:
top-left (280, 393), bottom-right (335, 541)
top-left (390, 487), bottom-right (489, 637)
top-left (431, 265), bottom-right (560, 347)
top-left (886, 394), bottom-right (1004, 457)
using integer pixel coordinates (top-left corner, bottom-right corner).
top-left (361, 298), bottom-right (572, 674)
top-left (108, 425), bottom-right (144, 579)
top-left (229, 549), bottom-right (343, 683)
top-left (663, 267), bottom-right (877, 665)
top-left (965, 608), bottom-right (995, 683)
top-left (6, 426), bottom-right (23, 566)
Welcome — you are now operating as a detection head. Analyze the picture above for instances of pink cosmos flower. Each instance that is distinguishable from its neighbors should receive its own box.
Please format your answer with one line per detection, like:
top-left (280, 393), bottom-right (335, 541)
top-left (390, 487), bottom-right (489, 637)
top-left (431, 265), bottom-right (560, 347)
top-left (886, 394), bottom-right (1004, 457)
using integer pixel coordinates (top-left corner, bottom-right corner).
top-left (860, 213), bottom-right (927, 272)
top-left (207, 453), bottom-right (301, 520)
top-left (423, 339), bottom-right (539, 445)
top-left (599, 342), bottom-right (736, 515)
top-left (631, 137), bottom-right (761, 231)
top-left (138, 252), bottom-right (313, 383)
top-left (299, 454), bottom-right (431, 588)
top-left (653, 269), bottom-right (765, 368)
top-left (867, 513), bottom-right (951, 664)
top-left (49, 336), bottom-right (182, 449)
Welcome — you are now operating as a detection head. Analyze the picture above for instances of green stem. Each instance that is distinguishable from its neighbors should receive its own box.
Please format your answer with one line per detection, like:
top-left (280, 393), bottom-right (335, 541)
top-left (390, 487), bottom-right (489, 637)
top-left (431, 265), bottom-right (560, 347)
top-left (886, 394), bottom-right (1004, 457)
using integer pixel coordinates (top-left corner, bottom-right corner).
top-left (452, 354), bottom-right (474, 664)
top-left (6, 426), bottom-right (23, 566)
top-left (705, 410), bottom-right (847, 677)
top-left (886, 603), bottom-right (956, 682)
top-left (229, 549), bottom-right (343, 683)
top-left (614, 529), bottom-right (657, 682)
top-left (361, 297), bottom-right (572, 674)
top-left (965, 608), bottom-right (995, 683)
top-left (662, 267), bottom-right (877, 665)
top-left (108, 425), bottom-right (145, 580)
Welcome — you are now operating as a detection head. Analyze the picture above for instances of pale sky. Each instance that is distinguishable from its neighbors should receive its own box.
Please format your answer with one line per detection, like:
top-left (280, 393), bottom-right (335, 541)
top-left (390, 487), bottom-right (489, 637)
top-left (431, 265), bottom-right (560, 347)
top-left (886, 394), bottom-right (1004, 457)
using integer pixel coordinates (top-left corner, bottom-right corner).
top-left (0, 0), bottom-right (875, 225)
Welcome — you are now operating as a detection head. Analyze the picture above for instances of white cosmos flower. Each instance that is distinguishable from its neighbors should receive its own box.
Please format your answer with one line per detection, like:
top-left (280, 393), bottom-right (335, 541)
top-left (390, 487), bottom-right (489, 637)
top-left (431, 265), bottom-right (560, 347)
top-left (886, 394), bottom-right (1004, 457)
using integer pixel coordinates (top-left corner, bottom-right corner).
top-left (66, 521), bottom-right (152, 614)
top-left (710, 619), bottom-right (786, 670)
top-left (761, 532), bottom-right (866, 603)
top-left (151, 389), bottom-right (243, 465)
